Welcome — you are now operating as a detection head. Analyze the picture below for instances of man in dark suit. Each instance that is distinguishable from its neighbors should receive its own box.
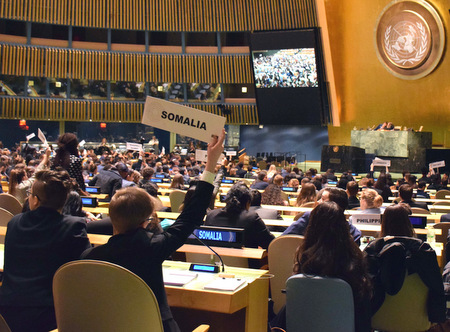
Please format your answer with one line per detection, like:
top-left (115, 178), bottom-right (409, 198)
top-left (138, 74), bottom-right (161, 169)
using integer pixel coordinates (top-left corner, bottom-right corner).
top-left (0, 170), bottom-right (91, 332)
top-left (88, 162), bottom-right (127, 198)
top-left (81, 130), bottom-right (225, 332)
top-left (397, 184), bottom-right (429, 211)
top-left (346, 181), bottom-right (360, 209)
top-left (236, 162), bottom-right (247, 178)
top-left (250, 171), bottom-right (269, 190)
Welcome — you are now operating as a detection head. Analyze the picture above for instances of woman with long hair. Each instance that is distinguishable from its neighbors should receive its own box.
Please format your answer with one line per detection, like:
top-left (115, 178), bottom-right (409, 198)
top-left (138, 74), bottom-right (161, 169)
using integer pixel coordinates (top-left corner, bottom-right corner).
top-left (271, 201), bottom-right (372, 331)
top-left (380, 204), bottom-right (415, 238)
top-left (8, 168), bottom-right (27, 204)
top-left (261, 183), bottom-right (288, 206)
top-left (267, 164), bottom-right (277, 180)
top-left (373, 174), bottom-right (393, 203)
top-left (169, 174), bottom-right (186, 190)
top-left (53, 133), bottom-right (88, 196)
top-left (295, 182), bottom-right (317, 207)
top-left (8, 150), bottom-right (51, 204)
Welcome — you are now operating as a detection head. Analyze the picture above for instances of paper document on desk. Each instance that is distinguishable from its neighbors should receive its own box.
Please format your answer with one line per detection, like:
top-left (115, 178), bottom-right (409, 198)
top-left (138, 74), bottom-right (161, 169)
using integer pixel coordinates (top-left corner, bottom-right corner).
top-left (163, 271), bottom-right (198, 286)
top-left (204, 278), bottom-right (246, 291)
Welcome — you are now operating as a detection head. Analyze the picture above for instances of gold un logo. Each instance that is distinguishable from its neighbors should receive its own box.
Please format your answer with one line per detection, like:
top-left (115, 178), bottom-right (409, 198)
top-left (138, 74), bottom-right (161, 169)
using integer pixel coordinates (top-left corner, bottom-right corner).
top-left (375, 0), bottom-right (445, 80)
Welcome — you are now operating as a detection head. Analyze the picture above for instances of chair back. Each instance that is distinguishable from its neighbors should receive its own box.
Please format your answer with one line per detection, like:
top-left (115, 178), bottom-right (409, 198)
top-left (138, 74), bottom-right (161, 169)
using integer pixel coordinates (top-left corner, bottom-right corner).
top-left (371, 273), bottom-right (431, 331)
top-left (433, 222), bottom-right (450, 245)
top-left (0, 208), bottom-right (13, 227)
top-left (285, 274), bottom-right (355, 332)
top-left (53, 260), bottom-right (164, 332)
top-left (0, 194), bottom-right (22, 216)
top-left (268, 235), bottom-right (304, 314)
top-left (0, 314), bottom-right (11, 332)
top-left (435, 190), bottom-right (450, 199)
top-left (433, 201), bottom-right (450, 206)
top-left (300, 201), bottom-right (316, 208)
top-left (410, 207), bottom-right (431, 215)
top-left (169, 190), bottom-right (186, 213)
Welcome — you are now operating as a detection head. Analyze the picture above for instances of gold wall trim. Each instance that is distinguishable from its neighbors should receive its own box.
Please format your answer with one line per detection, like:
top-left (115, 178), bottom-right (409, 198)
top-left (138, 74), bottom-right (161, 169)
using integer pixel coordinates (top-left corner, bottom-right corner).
top-left (1, 44), bottom-right (252, 84)
top-left (0, 0), bottom-right (317, 31)
top-left (0, 97), bottom-right (258, 125)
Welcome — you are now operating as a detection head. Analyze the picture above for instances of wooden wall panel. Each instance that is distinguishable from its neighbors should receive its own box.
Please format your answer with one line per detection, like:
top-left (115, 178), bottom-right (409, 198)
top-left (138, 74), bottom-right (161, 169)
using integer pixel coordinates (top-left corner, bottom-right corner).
top-left (0, 0), bottom-right (317, 31)
top-left (0, 97), bottom-right (258, 124)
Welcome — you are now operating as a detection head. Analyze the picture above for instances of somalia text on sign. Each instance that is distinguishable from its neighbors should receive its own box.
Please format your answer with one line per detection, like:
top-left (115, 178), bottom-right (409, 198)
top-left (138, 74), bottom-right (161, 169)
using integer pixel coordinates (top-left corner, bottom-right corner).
top-left (142, 97), bottom-right (226, 143)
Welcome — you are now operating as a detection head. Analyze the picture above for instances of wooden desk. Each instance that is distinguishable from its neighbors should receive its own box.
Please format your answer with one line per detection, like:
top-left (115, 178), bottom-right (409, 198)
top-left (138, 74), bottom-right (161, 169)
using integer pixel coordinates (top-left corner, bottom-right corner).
top-left (84, 206), bottom-right (109, 215)
top-left (90, 193), bottom-right (109, 200)
top-left (163, 261), bottom-right (268, 332)
top-left (0, 245), bottom-right (268, 332)
top-left (261, 205), bottom-right (312, 213)
top-left (176, 244), bottom-right (266, 260)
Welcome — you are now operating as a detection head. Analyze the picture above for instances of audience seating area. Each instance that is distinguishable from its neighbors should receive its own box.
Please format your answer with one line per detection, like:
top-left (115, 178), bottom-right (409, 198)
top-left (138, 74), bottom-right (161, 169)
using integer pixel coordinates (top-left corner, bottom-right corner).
top-left (1, 154), bottom-right (449, 331)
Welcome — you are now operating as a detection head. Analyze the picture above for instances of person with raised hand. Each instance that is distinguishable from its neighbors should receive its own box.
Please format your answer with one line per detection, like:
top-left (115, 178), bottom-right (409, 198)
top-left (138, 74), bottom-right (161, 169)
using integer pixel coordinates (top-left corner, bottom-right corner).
top-left (82, 129), bottom-right (226, 332)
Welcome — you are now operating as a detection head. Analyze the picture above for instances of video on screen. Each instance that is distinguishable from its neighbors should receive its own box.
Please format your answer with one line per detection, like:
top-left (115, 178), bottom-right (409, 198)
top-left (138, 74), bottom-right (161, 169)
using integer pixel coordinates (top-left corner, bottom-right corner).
top-left (252, 48), bottom-right (318, 88)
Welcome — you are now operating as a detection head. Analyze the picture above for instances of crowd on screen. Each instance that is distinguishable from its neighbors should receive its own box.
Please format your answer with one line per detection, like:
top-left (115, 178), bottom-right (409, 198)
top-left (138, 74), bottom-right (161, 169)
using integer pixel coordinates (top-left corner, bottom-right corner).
top-left (0, 132), bottom-right (450, 331)
top-left (253, 49), bottom-right (318, 88)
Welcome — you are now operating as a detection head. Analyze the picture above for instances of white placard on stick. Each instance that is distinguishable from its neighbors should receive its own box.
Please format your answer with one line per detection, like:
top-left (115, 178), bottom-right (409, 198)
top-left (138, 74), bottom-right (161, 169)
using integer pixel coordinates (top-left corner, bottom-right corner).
top-left (226, 150), bottom-right (237, 156)
top-left (26, 133), bottom-right (36, 140)
top-left (429, 160), bottom-right (445, 169)
top-left (373, 157), bottom-right (391, 167)
top-left (126, 142), bottom-right (143, 151)
top-left (195, 149), bottom-right (208, 163)
top-left (142, 96), bottom-right (226, 143)
top-left (37, 128), bottom-right (48, 147)
top-left (79, 140), bottom-right (86, 147)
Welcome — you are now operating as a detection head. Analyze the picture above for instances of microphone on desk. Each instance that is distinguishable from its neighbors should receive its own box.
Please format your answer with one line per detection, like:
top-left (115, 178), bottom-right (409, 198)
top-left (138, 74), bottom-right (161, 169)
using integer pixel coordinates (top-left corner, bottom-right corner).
top-left (191, 232), bottom-right (225, 272)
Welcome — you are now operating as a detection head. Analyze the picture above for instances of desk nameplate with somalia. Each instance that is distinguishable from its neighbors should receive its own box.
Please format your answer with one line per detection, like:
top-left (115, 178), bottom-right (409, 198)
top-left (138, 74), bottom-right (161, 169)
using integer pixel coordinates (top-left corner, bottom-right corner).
top-left (142, 96), bottom-right (226, 142)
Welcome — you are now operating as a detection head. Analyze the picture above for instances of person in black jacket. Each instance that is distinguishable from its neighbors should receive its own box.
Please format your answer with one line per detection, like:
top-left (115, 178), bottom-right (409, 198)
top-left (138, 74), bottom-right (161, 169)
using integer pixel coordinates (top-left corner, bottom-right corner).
top-left (0, 170), bottom-right (91, 332)
top-left (396, 184), bottom-right (429, 211)
top-left (364, 205), bottom-right (445, 323)
top-left (81, 129), bottom-right (225, 332)
top-left (205, 182), bottom-right (274, 250)
top-left (88, 162), bottom-right (127, 198)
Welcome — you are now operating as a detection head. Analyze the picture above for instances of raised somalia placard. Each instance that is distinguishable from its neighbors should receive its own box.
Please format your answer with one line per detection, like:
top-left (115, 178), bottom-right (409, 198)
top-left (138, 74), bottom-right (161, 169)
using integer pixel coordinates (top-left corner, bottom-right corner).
top-left (142, 97), bottom-right (226, 142)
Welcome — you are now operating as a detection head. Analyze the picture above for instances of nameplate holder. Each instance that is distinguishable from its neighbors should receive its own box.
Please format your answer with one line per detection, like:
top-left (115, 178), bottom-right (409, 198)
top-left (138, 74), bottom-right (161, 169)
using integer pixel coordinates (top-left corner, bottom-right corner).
top-left (354, 214), bottom-right (381, 225)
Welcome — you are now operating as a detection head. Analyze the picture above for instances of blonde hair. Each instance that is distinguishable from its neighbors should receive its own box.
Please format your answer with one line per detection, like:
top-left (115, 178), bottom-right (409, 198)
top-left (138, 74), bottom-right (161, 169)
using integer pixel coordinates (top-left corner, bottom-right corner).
top-left (360, 189), bottom-right (383, 208)
top-left (109, 187), bottom-right (154, 234)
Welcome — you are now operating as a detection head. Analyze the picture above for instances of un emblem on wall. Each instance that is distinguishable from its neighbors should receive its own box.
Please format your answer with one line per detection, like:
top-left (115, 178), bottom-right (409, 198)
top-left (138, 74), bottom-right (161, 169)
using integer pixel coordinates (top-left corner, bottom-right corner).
top-left (375, 0), bottom-right (445, 80)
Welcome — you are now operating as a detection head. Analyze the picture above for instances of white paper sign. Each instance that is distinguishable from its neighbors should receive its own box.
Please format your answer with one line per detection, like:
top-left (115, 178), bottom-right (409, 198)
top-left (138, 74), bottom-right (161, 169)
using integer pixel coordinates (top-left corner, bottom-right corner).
top-left (26, 133), bottom-right (36, 140)
top-left (142, 96), bottom-right (226, 143)
top-left (180, 148), bottom-right (188, 155)
top-left (79, 140), bottom-right (86, 147)
top-left (219, 153), bottom-right (226, 164)
top-left (226, 150), bottom-right (237, 156)
top-left (429, 160), bottom-right (445, 169)
top-left (126, 142), bottom-right (143, 151)
top-left (37, 128), bottom-right (48, 147)
top-left (195, 149), bottom-right (208, 163)
top-left (373, 157), bottom-right (391, 167)
top-left (353, 214), bottom-right (381, 225)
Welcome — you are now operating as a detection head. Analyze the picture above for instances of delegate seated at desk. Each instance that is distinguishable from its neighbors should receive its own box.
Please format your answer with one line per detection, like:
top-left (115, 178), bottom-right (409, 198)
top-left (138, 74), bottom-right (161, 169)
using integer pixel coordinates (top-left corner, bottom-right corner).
top-left (204, 182), bottom-right (274, 252)
top-left (81, 129), bottom-right (225, 332)
top-left (282, 187), bottom-right (362, 244)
